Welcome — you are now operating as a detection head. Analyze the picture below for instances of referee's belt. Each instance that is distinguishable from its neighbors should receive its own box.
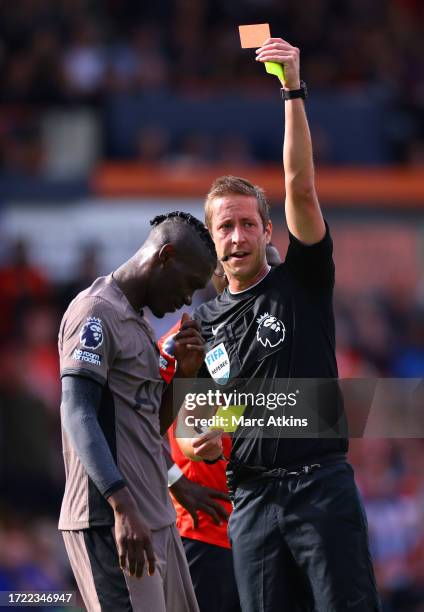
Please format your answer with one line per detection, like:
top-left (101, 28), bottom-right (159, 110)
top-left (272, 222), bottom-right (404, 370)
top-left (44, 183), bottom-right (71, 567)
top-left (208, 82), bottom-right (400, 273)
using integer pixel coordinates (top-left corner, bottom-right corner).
top-left (227, 453), bottom-right (346, 494)
top-left (256, 463), bottom-right (322, 479)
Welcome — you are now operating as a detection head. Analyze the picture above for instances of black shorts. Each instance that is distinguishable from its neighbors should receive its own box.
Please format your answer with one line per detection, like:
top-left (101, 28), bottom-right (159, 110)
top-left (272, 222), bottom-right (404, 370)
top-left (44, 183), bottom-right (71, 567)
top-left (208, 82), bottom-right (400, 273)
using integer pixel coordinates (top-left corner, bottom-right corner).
top-left (228, 461), bottom-right (381, 612)
top-left (182, 538), bottom-right (241, 612)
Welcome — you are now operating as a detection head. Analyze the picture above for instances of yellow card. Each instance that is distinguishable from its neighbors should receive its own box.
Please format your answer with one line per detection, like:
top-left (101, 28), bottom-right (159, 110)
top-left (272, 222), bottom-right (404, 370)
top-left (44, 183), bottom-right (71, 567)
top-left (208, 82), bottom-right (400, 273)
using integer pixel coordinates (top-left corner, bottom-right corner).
top-left (209, 405), bottom-right (247, 433)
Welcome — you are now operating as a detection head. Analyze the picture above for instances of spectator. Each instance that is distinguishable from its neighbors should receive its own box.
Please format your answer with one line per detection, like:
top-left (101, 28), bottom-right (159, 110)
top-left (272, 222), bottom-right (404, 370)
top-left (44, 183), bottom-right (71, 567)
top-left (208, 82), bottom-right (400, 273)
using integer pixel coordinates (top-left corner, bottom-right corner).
top-left (0, 239), bottom-right (50, 343)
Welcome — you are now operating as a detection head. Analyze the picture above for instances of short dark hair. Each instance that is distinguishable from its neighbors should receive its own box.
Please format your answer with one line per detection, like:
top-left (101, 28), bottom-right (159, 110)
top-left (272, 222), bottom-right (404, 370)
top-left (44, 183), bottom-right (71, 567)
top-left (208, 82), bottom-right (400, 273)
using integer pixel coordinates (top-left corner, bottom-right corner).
top-left (205, 175), bottom-right (270, 231)
top-left (150, 211), bottom-right (217, 264)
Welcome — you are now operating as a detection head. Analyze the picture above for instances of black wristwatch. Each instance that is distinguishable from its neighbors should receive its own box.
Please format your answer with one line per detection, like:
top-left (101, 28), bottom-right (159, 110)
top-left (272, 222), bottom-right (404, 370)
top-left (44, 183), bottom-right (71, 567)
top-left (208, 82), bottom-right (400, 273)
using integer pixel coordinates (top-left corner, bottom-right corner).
top-left (281, 80), bottom-right (308, 101)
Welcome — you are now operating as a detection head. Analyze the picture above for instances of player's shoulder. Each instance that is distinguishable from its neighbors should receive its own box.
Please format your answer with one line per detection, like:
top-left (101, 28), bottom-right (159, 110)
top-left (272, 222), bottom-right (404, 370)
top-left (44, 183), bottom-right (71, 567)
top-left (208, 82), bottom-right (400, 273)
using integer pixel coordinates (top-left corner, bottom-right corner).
top-left (62, 275), bottom-right (121, 326)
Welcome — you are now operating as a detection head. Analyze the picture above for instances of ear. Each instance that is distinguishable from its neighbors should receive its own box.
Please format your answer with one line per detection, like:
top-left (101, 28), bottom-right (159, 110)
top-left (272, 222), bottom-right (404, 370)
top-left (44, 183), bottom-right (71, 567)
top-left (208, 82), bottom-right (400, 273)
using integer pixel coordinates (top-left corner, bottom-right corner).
top-left (158, 243), bottom-right (175, 264)
top-left (265, 220), bottom-right (272, 244)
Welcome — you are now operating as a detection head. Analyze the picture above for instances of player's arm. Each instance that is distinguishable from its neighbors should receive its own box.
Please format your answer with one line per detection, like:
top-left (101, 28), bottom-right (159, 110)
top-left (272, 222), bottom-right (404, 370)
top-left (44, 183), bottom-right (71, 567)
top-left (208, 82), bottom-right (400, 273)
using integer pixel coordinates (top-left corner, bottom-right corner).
top-left (256, 38), bottom-right (325, 245)
top-left (61, 375), bottom-right (125, 496)
top-left (61, 375), bottom-right (155, 578)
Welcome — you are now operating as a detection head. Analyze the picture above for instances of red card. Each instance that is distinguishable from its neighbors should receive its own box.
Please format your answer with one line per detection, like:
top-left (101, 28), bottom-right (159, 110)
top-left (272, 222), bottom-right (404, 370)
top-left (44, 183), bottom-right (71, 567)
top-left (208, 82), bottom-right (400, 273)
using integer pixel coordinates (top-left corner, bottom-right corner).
top-left (238, 23), bottom-right (271, 48)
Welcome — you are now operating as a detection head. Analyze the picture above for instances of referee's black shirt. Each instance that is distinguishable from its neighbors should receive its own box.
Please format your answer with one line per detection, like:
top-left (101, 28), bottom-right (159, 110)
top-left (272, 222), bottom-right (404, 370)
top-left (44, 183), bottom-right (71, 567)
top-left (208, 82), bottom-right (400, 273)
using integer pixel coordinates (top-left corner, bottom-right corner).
top-left (194, 224), bottom-right (348, 469)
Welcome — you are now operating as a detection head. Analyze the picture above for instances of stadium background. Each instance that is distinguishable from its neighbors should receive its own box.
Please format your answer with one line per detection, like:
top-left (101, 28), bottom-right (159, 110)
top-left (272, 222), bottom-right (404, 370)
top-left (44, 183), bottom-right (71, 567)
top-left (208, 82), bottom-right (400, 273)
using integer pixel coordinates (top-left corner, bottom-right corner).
top-left (0, 1), bottom-right (422, 610)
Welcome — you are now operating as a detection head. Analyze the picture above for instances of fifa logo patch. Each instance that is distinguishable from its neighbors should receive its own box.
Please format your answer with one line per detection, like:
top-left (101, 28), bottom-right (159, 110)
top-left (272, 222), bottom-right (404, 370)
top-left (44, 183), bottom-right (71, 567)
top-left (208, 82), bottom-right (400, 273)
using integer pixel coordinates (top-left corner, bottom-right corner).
top-left (205, 342), bottom-right (230, 385)
top-left (159, 355), bottom-right (169, 370)
top-left (256, 312), bottom-right (285, 348)
top-left (80, 317), bottom-right (103, 350)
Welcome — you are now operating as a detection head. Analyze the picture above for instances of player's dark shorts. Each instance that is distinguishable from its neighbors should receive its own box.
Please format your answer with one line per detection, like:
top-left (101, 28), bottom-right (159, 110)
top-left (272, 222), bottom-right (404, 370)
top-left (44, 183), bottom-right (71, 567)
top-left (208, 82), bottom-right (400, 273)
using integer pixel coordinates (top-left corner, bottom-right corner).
top-left (228, 461), bottom-right (381, 612)
top-left (182, 537), bottom-right (241, 612)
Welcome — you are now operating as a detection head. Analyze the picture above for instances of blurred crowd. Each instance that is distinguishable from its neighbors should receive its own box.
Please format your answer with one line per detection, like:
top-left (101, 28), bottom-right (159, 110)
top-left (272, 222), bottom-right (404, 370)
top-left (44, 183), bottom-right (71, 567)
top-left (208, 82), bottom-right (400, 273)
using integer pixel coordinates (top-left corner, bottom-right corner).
top-left (0, 0), bottom-right (423, 174)
top-left (0, 237), bottom-right (422, 610)
top-left (1, 0), bottom-right (423, 101)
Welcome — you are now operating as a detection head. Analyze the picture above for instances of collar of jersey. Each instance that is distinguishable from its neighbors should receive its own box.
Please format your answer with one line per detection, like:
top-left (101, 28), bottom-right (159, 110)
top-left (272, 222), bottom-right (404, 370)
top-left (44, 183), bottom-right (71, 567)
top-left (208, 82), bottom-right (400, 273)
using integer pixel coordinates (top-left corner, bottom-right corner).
top-left (108, 273), bottom-right (149, 323)
top-left (226, 266), bottom-right (272, 299)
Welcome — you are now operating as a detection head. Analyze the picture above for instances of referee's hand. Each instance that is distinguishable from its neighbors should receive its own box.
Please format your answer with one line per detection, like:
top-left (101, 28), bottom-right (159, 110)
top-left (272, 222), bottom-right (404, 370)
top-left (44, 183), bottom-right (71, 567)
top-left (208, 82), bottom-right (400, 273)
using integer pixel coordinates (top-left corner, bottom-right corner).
top-left (108, 487), bottom-right (156, 579)
top-left (256, 38), bottom-right (301, 89)
top-left (191, 429), bottom-right (224, 462)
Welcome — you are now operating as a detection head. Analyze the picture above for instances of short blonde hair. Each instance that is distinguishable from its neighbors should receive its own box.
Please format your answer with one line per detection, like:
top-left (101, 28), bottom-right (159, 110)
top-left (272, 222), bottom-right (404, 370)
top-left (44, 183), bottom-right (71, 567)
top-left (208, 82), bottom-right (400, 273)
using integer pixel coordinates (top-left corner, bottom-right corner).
top-left (205, 175), bottom-right (270, 231)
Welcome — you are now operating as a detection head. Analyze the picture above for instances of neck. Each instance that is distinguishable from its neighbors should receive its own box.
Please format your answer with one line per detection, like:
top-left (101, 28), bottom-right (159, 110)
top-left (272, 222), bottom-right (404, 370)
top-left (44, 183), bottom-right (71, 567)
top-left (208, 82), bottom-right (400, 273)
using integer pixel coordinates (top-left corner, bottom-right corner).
top-left (113, 258), bottom-right (148, 313)
top-left (227, 262), bottom-right (270, 293)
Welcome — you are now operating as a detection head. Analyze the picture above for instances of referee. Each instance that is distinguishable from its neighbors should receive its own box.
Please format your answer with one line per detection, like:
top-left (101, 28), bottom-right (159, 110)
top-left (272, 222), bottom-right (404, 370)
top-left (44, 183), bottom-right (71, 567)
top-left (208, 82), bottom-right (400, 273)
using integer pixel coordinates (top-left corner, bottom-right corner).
top-left (181, 38), bottom-right (381, 611)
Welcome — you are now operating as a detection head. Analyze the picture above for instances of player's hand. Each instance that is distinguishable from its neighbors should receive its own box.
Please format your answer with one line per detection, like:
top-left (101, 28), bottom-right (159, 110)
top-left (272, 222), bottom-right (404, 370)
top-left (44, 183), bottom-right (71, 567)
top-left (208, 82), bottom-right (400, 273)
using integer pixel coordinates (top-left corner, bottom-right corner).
top-left (191, 429), bottom-right (224, 462)
top-left (108, 487), bottom-right (156, 579)
top-left (170, 474), bottom-right (230, 527)
top-left (174, 312), bottom-right (205, 377)
top-left (255, 38), bottom-right (300, 89)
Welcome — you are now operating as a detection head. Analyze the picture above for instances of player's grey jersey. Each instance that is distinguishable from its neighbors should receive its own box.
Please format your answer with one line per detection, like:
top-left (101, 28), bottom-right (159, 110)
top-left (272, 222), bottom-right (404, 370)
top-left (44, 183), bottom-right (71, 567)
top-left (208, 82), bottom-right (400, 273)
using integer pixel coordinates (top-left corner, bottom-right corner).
top-left (58, 274), bottom-right (175, 531)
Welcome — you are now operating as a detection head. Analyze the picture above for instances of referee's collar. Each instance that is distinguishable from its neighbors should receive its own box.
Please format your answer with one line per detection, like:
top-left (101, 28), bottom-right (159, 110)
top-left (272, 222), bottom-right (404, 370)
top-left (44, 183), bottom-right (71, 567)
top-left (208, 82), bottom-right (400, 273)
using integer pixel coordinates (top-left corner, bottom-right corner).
top-left (224, 266), bottom-right (274, 301)
top-left (228, 265), bottom-right (271, 296)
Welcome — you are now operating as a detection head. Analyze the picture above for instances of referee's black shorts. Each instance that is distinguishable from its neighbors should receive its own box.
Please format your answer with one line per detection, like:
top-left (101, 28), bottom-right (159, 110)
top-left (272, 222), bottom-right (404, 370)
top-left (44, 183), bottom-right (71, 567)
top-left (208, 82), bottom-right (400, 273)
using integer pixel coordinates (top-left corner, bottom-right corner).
top-left (228, 461), bottom-right (381, 612)
top-left (182, 537), bottom-right (241, 612)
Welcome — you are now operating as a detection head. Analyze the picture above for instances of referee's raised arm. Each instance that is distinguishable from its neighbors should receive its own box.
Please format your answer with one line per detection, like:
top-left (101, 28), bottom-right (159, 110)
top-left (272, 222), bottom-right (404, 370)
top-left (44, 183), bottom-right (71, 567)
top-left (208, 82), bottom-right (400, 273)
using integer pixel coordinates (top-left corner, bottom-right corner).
top-left (257, 38), bottom-right (326, 245)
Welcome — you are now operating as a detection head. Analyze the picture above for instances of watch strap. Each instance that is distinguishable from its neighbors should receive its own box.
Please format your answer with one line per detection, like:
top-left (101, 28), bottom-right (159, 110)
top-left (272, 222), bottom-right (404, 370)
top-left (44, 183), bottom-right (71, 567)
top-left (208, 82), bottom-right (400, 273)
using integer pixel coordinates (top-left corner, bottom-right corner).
top-left (281, 80), bottom-right (308, 101)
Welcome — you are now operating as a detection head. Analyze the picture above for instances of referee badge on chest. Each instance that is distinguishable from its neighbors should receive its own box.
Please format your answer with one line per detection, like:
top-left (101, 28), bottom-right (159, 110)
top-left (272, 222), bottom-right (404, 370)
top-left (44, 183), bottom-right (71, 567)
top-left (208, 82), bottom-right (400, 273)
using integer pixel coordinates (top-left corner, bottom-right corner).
top-left (205, 342), bottom-right (230, 385)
